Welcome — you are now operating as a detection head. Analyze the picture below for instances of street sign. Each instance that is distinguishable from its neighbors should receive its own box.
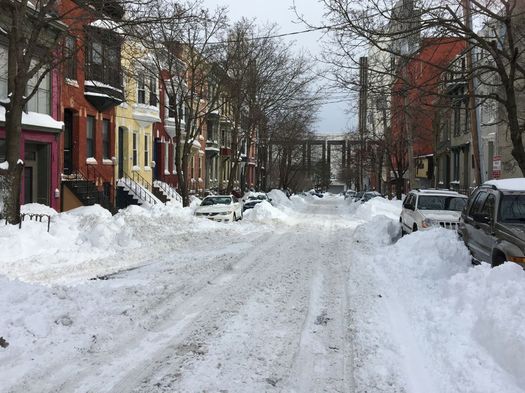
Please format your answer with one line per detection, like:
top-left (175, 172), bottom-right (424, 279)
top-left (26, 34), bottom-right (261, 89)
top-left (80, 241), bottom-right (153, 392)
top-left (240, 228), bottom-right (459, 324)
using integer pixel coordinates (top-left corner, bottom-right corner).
top-left (492, 155), bottom-right (501, 179)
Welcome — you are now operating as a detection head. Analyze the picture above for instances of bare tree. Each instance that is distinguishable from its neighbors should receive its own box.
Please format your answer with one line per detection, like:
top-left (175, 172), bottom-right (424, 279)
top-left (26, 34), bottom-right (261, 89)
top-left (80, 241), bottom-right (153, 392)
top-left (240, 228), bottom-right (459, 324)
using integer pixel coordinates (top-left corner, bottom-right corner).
top-left (0, 0), bottom-right (67, 224)
top-left (0, 0), bottom-right (166, 223)
top-left (313, 0), bottom-right (525, 182)
top-left (267, 104), bottom-right (317, 191)
top-left (128, 0), bottom-right (227, 206)
top-left (220, 20), bottom-right (322, 193)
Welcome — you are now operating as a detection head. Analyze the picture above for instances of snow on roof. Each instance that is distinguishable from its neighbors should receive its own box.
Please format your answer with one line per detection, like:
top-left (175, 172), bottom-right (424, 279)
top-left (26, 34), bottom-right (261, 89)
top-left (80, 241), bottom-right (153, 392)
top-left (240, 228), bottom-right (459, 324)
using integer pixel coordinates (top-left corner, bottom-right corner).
top-left (84, 80), bottom-right (123, 93)
top-left (484, 178), bottom-right (525, 191)
top-left (88, 19), bottom-right (123, 34)
top-left (0, 107), bottom-right (63, 131)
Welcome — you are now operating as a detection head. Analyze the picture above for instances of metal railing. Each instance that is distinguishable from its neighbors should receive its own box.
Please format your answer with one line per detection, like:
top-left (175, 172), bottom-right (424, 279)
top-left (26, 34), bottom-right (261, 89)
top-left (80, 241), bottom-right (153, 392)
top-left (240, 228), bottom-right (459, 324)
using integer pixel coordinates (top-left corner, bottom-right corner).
top-left (119, 171), bottom-right (159, 206)
top-left (153, 180), bottom-right (183, 204)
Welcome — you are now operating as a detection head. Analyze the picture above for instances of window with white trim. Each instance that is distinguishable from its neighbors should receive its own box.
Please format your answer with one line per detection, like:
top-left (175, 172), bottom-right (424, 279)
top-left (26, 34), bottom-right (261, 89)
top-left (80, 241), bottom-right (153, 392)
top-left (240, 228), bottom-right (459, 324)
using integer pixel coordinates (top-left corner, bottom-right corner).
top-left (137, 73), bottom-right (146, 104)
top-left (87, 116), bottom-right (96, 158)
top-left (164, 142), bottom-right (169, 174)
top-left (102, 119), bottom-right (110, 159)
top-left (132, 132), bottom-right (138, 166)
top-left (144, 135), bottom-right (149, 167)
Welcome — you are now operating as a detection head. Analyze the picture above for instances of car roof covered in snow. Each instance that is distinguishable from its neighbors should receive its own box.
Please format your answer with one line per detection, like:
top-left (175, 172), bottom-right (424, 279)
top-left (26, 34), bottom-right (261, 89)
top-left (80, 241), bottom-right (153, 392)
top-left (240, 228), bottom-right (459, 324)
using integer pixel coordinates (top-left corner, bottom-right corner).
top-left (411, 189), bottom-right (467, 197)
top-left (483, 178), bottom-right (525, 192)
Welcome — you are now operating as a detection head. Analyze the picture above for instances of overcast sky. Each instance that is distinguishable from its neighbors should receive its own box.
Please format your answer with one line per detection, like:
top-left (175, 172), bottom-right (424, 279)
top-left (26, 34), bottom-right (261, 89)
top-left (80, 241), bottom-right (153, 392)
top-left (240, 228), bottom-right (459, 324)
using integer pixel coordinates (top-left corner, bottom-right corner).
top-left (201, 0), bottom-right (353, 135)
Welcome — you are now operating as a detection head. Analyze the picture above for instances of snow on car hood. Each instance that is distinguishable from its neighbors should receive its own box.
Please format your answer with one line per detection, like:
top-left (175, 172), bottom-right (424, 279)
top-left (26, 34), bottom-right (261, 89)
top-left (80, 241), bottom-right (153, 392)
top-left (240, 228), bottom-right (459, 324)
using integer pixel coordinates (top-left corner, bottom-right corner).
top-left (195, 204), bottom-right (233, 214)
top-left (421, 210), bottom-right (461, 222)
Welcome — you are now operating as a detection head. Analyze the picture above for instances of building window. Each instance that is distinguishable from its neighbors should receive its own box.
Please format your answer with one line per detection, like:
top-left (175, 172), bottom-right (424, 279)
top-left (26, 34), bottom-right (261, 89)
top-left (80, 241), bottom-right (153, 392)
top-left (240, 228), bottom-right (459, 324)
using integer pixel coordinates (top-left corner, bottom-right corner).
top-left (164, 142), bottom-right (169, 174)
top-left (64, 36), bottom-right (77, 80)
top-left (0, 139), bottom-right (5, 161)
top-left (207, 120), bottom-right (214, 141)
top-left (168, 94), bottom-right (176, 118)
top-left (102, 119), bottom-right (110, 159)
top-left (87, 116), bottom-right (96, 158)
top-left (149, 76), bottom-right (157, 106)
top-left (137, 73), bottom-right (146, 104)
top-left (91, 42), bottom-right (103, 65)
top-left (86, 36), bottom-right (121, 88)
top-left (198, 157), bottom-right (202, 178)
top-left (144, 135), bottom-right (149, 167)
top-left (132, 133), bottom-right (138, 166)
top-left (452, 150), bottom-right (460, 181)
top-left (27, 69), bottom-right (50, 114)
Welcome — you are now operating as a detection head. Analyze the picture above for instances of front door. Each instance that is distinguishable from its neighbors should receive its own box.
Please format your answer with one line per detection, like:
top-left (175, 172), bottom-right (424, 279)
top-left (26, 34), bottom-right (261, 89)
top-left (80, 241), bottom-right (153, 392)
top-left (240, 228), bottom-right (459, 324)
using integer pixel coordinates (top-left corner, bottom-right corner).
top-left (63, 109), bottom-right (74, 175)
top-left (24, 143), bottom-right (50, 205)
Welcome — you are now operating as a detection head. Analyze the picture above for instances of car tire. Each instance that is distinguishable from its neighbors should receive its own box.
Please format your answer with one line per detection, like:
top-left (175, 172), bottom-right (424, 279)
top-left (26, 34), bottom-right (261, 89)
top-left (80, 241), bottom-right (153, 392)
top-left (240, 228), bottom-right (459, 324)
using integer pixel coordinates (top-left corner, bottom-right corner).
top-left (233, 213), bottom-right (237, 221)
top-left (413, 224), bottom-right (418, 232)
top-left (491, 252), bottom-right (505, 268)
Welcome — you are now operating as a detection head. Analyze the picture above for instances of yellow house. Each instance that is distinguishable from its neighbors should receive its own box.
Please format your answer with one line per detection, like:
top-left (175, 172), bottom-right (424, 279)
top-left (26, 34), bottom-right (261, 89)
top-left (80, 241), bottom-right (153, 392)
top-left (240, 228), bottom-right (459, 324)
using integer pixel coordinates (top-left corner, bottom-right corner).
top-left (115, 43), bottom-right (160, 188)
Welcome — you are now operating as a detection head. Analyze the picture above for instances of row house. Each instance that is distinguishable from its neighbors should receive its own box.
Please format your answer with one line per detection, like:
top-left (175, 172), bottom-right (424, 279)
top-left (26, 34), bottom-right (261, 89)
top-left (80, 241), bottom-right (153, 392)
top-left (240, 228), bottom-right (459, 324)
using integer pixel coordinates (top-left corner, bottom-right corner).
top-left (59, 0), bottom-right (124, 211)
top-left (435, 51), bottom-right (475, 193)
top-left (0, 11), bottom-right (64, 210)
top-left (386, 1), bottom-right (525, 195)
top-left (435, 3), bottom-right (525, 190)
top-left (2, 1), bottom-right (257, 213)
top-left (390, 37), bottom-right (465, 192)
top-left (114, 42), bottom-right (162, 208)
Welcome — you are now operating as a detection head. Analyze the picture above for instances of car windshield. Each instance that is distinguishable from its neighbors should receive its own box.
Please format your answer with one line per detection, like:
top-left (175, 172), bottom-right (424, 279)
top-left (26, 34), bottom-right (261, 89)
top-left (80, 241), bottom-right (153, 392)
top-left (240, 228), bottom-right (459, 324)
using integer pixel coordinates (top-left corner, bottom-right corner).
top-left (499, 194), bottom-right (525, 222)
top-left (201, 196), bottom-right (232, 206)
top-left (356, 192), bottom-right (364, 198)
top-left (363, 193), bottom-right (378, 201)
top-left (417, 195), bottom-right (467, 211)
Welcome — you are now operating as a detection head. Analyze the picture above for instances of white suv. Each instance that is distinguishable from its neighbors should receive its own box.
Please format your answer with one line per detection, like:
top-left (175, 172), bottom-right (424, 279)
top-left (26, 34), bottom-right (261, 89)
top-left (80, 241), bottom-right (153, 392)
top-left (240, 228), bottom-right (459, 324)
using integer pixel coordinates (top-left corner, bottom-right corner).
top-left (400, 189), bottom-right (468, 235)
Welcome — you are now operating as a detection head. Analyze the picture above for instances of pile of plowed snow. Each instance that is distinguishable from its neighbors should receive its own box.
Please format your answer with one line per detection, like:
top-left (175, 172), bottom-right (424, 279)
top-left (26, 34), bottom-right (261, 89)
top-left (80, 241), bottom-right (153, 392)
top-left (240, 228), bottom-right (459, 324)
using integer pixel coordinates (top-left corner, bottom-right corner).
top-left (353, 196), bottom-right (402, 221)
top-left (350, 212), bottom-right (525, 393)
top-left (0, 202), bottom-right (258, 284)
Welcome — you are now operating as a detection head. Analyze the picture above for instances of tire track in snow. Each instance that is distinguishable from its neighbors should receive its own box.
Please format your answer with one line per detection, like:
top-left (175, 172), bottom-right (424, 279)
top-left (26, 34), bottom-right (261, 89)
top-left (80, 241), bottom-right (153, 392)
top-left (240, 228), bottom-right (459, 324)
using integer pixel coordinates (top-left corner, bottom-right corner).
top-left (72, 230), bottom-right (307, 393)
top-left (5, 232), bottom-right (273, 393)
top-left (283, 222), bottom-right (356, 393)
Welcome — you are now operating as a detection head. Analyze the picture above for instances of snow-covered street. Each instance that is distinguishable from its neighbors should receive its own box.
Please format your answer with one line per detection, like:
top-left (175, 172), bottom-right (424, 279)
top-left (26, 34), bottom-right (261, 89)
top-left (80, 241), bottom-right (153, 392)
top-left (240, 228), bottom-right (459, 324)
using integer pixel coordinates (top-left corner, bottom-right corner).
top-left (1, 193), bottom-right (525, 393)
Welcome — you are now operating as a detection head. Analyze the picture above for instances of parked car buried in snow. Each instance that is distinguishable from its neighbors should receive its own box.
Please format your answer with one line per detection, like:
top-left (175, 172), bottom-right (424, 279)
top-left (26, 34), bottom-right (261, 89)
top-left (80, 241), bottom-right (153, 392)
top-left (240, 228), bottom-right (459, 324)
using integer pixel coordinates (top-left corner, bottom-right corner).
top-left (242, 193), bottom-right (272, 212)
top-left (458, 179), bottom-right (525, 268)
top-left (194, 195), bottom-right (243, 222)
top-left (400, 189), bottom-right (468, 234)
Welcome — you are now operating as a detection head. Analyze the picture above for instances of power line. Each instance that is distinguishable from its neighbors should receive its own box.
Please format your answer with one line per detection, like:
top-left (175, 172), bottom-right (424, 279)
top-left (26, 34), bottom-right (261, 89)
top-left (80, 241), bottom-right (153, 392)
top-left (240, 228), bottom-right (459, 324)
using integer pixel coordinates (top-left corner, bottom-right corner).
top-left (209, 25), bottom-right (341, 45)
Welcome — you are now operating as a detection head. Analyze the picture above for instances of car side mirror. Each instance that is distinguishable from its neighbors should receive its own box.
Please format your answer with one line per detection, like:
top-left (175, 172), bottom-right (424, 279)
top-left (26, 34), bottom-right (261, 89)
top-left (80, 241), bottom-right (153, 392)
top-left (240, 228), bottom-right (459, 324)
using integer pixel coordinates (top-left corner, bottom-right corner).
top-left (472, 213), bottom-right (490, 224)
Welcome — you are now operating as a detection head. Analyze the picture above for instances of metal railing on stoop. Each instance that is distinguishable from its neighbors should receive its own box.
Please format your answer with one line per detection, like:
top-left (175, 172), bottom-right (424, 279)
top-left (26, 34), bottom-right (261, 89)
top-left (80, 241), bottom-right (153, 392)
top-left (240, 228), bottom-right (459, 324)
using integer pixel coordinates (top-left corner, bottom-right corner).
top-left (119, 171), bottom-right (159, 206)
top-left (153, 180), bottom-right (183, 204)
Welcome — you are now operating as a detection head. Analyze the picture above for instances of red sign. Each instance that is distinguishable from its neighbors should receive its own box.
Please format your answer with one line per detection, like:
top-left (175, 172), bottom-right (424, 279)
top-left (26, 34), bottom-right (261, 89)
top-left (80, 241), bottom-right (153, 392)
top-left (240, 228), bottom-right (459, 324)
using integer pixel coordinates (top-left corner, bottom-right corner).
top-left (492, 155), bottom-right (501, 179)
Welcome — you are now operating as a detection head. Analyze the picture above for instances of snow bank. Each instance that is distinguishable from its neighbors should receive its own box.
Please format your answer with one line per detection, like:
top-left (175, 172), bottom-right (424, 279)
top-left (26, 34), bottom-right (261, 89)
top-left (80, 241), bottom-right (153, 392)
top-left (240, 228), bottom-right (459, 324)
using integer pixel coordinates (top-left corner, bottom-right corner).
top-left (353, 215), bottom-right (400, 246)
top-left (350, 213), bottom-right (525, 393)
top-left (353, 197), bottom-right (402, 221)
top-left (20, 203), bottom-right (58, 216)
top-left (243, 200), bottom-right (289, 223)
top-left (0, 201), bottom-right (255, 285)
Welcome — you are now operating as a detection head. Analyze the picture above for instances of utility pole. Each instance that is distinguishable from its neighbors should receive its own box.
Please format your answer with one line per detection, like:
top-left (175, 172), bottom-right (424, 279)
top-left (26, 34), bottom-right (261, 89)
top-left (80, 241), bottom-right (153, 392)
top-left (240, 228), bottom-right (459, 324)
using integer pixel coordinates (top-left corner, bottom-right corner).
top-left (463, 0), bottom-right (482, 187)
top-left (358, 56), bottom-right (369, 191)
